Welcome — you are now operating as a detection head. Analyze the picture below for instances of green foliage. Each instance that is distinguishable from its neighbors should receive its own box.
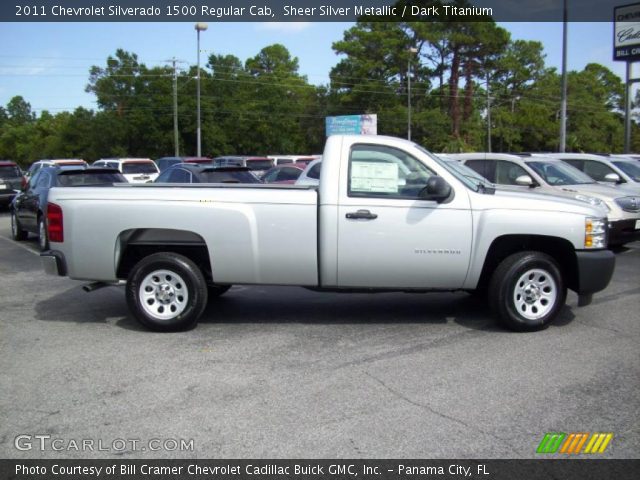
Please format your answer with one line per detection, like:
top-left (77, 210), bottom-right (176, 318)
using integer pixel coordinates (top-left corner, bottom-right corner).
top-left (0, 24), bottom-right (633, 166)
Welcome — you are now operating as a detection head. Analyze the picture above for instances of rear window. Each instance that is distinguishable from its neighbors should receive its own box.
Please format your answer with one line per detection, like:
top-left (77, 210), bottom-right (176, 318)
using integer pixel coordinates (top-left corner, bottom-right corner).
top-left (307, 163), bottom-right (322, 180)
top-left (200, 171), bottom-right (259, 183)
top-left (245, 159), bottom-right (273, 170)
top-left (122, 162), bottom-right (158, 174)
top-left (57, 172), bottom-right (125, 186)
top-left (0, 165), bottom-right (21, 179)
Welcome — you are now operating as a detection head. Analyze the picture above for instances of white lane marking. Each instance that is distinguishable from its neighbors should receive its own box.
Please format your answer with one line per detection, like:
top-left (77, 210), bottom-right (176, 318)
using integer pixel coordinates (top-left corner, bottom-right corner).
top-left (0, 234), bottom-right (40, 256)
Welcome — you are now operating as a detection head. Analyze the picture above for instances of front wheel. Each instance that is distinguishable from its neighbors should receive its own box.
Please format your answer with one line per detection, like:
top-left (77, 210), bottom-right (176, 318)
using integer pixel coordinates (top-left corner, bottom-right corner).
top-left (126, 253), bottom-right (208, 332)
top-left (488, 252), bottom-right (566, 332)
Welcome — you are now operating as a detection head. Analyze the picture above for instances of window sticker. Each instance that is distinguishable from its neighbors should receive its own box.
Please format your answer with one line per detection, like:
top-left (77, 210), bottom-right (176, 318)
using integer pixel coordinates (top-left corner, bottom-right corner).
top-left (351, 161), bottom-right (399, 193)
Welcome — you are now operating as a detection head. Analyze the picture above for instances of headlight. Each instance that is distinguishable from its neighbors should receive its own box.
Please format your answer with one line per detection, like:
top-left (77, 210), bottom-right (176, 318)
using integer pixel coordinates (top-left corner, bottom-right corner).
top-left (574, 194), bottom-right (610, 212)
top-left (585, 217), bottom-right (607, 249)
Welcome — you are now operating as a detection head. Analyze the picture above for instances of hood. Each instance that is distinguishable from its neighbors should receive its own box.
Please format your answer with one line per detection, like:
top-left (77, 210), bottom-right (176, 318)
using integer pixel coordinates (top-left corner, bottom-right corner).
top-left (475, 188), bottom-right (606, 218)
top-left (556, 182), bottom-right (639, 199)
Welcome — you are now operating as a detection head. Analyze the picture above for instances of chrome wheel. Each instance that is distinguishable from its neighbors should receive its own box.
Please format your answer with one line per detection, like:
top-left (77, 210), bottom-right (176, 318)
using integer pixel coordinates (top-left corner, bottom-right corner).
top-left (513, 268), bottom-right (557, 321)
top-left (38, 218), bottom-right (48, 250)
top-left (11, 212), bottom-right (17, 237)
top-left (139, 269), bottom-right (189, 321)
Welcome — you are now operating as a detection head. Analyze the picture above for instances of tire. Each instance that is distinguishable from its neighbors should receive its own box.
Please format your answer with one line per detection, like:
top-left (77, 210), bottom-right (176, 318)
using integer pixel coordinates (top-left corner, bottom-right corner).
top-left (208, 284), bottom-right (231, 298)
top-left (126, 252), bottom-right (208, 332)
top-left (37, 214), bottom-right (49, 251)
top-left (10, 210), bottom-right (28, 241)
top-left (488, 251), bottom-right (566, 332)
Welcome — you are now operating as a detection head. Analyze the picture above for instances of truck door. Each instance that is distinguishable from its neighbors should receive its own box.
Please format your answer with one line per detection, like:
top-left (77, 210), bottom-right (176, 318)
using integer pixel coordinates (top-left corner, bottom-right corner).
top-left (336, 144), bottom-right (472, 289)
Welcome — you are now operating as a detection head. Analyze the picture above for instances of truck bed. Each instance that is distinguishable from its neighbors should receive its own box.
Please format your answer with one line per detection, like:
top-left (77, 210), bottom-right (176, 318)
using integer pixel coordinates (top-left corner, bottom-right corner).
top-left (47, 184), bottom-right (319, 285)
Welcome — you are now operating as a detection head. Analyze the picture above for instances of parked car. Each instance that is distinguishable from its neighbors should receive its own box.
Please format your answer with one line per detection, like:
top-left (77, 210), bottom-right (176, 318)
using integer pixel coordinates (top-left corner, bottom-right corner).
top-left (42, 135), bottom-right (615, 332)
top-left (93, 158), bottom-right (159, 183)
top-left (261, 163), bottom-right (307, 184)
top-left (213, 156), bottom-right (274, 177)
top-left (155, 156), bottom-right (212, 172)
top-left (155, 164), bottom-right (261, 184)
top-left (267, 155), bottom-right (318, 166)
top-left (11, 167), bottom-right (126, 250)
top-left (25, 159), bottom-right (88, 180)
top-left (449, 153), bottom-right (640, 246)
top-left (0, 160), bottom-right (26, 208)
top-left (295, 159), bottom-right (322, 186)
top-left (542, 153), bottom-right (640, 193)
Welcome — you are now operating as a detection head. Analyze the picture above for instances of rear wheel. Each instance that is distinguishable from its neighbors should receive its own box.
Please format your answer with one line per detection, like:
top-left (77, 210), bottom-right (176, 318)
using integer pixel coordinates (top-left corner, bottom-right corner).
top-left (11, 210), bottom-right (28, 241)
top-left (126, 252), bottom-right (208, 332)
top-left (37, 215), bottom-right (49, 251)
top-left (489, 251), bottom-right (566, 332)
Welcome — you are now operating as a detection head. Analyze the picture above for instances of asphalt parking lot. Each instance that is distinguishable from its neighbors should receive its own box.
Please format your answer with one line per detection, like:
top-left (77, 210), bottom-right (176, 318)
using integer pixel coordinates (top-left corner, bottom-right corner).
top-left (0, 210), bottom-right (638, 459)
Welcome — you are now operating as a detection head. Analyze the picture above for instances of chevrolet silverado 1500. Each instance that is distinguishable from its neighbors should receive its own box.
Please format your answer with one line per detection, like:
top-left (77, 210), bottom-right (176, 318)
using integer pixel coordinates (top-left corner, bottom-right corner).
top-left (41, 135), bottom-right (615, 332)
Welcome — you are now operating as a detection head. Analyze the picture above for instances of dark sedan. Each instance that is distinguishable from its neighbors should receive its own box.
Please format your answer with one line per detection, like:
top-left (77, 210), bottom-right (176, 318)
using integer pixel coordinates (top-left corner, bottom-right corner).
top-left (154, 163), bottom-right (261, 184)
top-left (11, 167), bottom-right (126, 250)
top-left (0, 161), bottom-right (25, 208)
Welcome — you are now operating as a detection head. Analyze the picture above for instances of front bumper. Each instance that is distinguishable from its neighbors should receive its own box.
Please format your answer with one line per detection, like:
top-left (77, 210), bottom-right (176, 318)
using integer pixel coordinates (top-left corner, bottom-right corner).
top-left (609, 219), bottom-right (640, 246)
top-left (575, 249), bottom-right (615, 296)
top-left (40, 250), bottom-right (67, 276)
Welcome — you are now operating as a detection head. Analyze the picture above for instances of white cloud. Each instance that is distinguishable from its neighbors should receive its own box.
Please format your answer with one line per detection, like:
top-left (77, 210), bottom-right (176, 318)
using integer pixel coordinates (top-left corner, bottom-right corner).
top-left (258, 22), bottom-right (312, 33)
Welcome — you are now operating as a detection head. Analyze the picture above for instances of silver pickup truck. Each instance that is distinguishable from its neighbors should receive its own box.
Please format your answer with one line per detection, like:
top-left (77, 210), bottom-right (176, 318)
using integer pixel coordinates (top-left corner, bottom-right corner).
top-left (41, 135), bottom-right (615, 332)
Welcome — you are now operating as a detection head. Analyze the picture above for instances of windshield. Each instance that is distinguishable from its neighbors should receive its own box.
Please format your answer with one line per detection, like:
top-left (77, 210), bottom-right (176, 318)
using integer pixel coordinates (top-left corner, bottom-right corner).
top-left (526, 161), bottom-right (595, 186)
top-left (444, 160), bottom-right (492, 184)
top-left (122, 162), bottom-right (158, 174)
top-left (612, 161), bottom-right (640, 182)
top-left (0, 166), bottom-right (21, 179)
top-left (200, 170), bottom-right (259, 183)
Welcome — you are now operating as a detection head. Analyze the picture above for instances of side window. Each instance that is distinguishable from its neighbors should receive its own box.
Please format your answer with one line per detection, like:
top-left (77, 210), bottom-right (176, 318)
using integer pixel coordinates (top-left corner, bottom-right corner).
top-left (307, 163), bottom-right (321, 180)
top-left (35, 172), bottom-right (50, 189)
top-left (562, 159), bottom-right (583, 170)
top-left (464, 160), bottom-right (496, 182)
top-left (168, 169), bottom-right (191, 183)
top-left (28, 171), bottom-right (40, 189)
top-left (348, 144), bottom-right (434, 199)
top-left (495, 161), bottom-right (529, 185)
top-left (582, 160), bottom-right (616, 181)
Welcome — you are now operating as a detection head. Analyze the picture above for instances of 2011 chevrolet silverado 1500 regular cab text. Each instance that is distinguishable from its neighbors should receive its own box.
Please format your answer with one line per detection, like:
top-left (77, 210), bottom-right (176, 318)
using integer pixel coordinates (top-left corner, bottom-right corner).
top-left (40, 135), bottom-right (615, 332)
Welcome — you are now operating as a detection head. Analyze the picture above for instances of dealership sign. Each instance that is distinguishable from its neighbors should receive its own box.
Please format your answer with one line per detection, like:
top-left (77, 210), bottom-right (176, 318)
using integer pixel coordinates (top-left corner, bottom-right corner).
top-left (614, 2), bottom-right (640, 61)
top-left (326, 114), bottom-right (377, 136)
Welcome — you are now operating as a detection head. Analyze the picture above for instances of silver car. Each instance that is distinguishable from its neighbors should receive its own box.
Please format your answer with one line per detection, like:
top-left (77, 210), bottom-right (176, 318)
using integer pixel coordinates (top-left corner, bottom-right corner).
top-left (448, 153), bottom-right (640, 246)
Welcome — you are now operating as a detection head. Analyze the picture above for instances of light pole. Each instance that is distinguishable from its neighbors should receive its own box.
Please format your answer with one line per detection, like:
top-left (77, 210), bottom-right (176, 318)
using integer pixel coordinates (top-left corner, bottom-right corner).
top-left (407, 47), bottom-right (418, 141)
top-left (195, 22), bottom-right (208, 157)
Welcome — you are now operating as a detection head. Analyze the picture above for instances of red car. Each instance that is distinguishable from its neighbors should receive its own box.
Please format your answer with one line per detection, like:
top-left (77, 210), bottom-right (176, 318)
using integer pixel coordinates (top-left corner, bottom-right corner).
top-left (261, 163), bottom-right (307, 184)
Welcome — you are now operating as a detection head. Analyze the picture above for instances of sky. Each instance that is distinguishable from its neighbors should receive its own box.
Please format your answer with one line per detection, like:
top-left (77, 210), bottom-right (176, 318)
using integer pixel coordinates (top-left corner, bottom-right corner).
top-left (0, 21), bottom-right (628, 115)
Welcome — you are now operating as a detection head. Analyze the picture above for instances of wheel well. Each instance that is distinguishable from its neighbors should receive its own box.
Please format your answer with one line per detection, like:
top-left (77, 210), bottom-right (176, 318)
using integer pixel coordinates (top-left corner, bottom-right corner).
top-left (116, 229), bottom-right (213, 284)
top-left (477, 235), bottom-right (578, 292)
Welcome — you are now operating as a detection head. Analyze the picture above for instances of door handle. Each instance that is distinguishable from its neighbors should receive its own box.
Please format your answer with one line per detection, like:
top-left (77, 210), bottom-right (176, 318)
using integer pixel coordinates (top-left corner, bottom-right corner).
top-left (346, 209), bottom-right (378, 220)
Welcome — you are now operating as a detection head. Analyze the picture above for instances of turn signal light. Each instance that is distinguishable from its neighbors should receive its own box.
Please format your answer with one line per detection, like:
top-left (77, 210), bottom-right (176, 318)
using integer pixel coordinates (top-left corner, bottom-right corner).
top-left (47, 202), bottom-right (64, 243)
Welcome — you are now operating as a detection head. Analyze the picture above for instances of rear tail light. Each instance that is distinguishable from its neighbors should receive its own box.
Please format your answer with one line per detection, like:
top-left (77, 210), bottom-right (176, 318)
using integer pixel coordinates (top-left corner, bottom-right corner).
top-left (47, 202), bottom-right (64, 243)
top-left (21, 176), bottom-right (27, 190)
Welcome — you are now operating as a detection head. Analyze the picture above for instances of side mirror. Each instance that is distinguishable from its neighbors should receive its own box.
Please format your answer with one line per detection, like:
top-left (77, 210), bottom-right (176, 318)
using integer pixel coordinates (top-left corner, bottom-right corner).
top-left (515, 174), bottom-right (535, 187)
top-left (419, 176), bottom-right (452, 202)
top-left (603, 172), bottom-right (621, 184)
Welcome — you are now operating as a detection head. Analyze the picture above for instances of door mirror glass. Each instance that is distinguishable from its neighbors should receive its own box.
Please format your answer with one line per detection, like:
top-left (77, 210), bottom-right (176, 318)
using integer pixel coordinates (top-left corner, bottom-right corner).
top-left (419, 176), bottom-right (451, 202)
top-left (515, 174), bottom-right (534, 187)
top-left (603, 172), bottom-right (621, 183)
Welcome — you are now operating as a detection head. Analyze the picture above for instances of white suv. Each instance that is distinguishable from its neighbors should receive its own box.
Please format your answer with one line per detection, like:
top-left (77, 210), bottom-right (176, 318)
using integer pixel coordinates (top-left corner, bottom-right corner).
top-left (542, 153), bottom-right (640, 194)
top-left (93, 158), bottom-right (159, 183)
top-left (447, 153), bottom-right (640, 246)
